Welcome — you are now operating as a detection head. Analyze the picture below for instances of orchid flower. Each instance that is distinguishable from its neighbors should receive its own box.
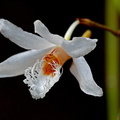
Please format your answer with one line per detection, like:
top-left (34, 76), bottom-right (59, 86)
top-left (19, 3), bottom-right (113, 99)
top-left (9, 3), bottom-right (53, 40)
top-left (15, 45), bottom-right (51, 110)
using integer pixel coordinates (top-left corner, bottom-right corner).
top-left (0, 19), bottom-right (103, 99)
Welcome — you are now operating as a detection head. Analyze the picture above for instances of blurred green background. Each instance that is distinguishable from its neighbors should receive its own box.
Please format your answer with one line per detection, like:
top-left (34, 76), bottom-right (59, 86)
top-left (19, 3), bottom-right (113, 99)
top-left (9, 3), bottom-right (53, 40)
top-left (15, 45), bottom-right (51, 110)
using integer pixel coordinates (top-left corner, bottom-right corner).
top-left (105, 0), bottom-right (120, 120)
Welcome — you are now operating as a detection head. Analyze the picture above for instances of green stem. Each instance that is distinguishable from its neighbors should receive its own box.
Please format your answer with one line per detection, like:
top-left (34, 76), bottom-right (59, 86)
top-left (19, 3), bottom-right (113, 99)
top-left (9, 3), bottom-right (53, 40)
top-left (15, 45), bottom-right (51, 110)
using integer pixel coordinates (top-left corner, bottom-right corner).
top-left (105, 0), bottom-right (120, 120)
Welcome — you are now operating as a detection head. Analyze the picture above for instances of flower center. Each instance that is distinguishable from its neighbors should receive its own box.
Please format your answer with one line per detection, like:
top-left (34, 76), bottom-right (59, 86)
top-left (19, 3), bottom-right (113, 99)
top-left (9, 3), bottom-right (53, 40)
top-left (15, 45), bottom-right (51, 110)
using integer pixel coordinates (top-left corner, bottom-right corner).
top-left (42, 46), bottom-right (71, 77)
top-left (42, 50), bottom-right (60, 76)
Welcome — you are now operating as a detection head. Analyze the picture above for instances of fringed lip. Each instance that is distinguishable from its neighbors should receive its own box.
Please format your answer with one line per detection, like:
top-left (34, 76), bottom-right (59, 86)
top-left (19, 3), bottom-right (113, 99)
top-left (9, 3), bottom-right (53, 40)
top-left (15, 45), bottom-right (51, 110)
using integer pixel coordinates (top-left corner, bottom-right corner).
top-left (23, 46), bottom-right (71, 99)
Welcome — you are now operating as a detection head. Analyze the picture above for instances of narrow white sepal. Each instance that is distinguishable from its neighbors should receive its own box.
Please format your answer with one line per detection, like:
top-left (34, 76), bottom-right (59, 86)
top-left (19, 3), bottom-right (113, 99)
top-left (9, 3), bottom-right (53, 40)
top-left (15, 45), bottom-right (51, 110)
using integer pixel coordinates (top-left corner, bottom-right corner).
top-left (0, 19), bottom-right (54, 49)
top-left (0, 48), bottom-right (52, 78)
top-left (34, 20), bottom-right (64, 45)
top-left (70, 57), bottom-right (103, 97)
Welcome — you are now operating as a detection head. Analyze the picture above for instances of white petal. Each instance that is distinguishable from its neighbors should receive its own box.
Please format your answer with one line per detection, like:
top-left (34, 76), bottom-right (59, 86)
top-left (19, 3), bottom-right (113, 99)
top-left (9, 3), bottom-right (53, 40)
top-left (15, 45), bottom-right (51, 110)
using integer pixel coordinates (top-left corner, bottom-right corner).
top-left (61, 37), bottom-right (98, 58)
top-left (0, 48), bottom-right (52, 78)
top-left (70, 57), bottom-right (103, 97)
top-left (0, 19), bottom-right (55, 49)
top-left (34, 20), bottom-right (64, 45)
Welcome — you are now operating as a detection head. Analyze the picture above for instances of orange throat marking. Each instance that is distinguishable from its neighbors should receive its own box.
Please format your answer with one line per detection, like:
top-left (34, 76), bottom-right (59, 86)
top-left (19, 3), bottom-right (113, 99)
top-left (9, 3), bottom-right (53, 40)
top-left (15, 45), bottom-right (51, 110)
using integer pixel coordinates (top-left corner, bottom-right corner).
top-left (42, 50), bottom-right (60, 76)
top-left (42, 46), bottom-right (71, 77)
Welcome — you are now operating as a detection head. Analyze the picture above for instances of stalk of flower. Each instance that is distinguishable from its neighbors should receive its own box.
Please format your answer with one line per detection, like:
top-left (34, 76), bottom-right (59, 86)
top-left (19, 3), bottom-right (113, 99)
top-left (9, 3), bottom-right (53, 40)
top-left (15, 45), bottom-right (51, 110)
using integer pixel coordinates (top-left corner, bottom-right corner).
top-left (0, 18), bottom-right (103, 99)
top-left (78, 18), bottom-right (120, 37)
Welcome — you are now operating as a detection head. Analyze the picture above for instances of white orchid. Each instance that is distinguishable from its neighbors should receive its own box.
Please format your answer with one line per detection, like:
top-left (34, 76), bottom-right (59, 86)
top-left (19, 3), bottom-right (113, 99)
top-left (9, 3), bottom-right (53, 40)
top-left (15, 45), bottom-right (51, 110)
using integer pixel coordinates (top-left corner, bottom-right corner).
top-left (0, 19), bottom-right (103, 99)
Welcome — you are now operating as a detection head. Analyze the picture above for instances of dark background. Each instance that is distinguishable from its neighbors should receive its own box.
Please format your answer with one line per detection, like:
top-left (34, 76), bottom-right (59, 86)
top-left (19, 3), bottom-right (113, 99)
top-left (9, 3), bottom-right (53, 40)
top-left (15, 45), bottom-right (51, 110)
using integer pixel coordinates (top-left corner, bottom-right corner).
top-left (0, 1), bottom-right (106, 120)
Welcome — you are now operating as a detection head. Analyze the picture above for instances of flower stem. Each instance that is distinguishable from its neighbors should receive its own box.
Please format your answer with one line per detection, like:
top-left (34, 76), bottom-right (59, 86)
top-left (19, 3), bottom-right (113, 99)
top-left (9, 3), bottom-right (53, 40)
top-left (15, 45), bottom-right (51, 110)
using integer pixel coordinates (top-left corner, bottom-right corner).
top-left (77, 18), bottom-right (120, 37)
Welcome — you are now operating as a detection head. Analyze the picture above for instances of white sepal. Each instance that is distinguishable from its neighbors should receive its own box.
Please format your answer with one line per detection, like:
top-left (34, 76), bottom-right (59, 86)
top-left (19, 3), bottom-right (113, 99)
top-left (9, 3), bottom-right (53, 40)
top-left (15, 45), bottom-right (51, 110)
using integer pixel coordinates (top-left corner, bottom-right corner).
top-left (34, 20), bottom-right (64, 45)
top-left (70, 57), bottom-right (103, 97)
top-left (0, 48), bottom-right (52, 78)
top-left (0, 19), bottom-right (54, 49)
top-left (61, 37), bottom-right (97, 58)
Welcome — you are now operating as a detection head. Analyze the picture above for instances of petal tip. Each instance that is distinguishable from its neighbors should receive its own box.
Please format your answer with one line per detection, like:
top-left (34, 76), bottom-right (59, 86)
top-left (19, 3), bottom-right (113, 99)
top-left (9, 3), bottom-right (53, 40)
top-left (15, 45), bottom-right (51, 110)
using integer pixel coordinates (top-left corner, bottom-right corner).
top-left (81, 85), bottom-right (103, 97)
top-left (93, 38), bottom-right (98, 43)
top-left (0, 19), bottom-right (6, 30)
top-left (0, 18), bottom-right (6, 23)
top-left (34, 19), bottom-right (41, 25)
top-left (96, 88), bottom-right (103, 97)
top-left (34, 20), bottom-right (44, 34)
